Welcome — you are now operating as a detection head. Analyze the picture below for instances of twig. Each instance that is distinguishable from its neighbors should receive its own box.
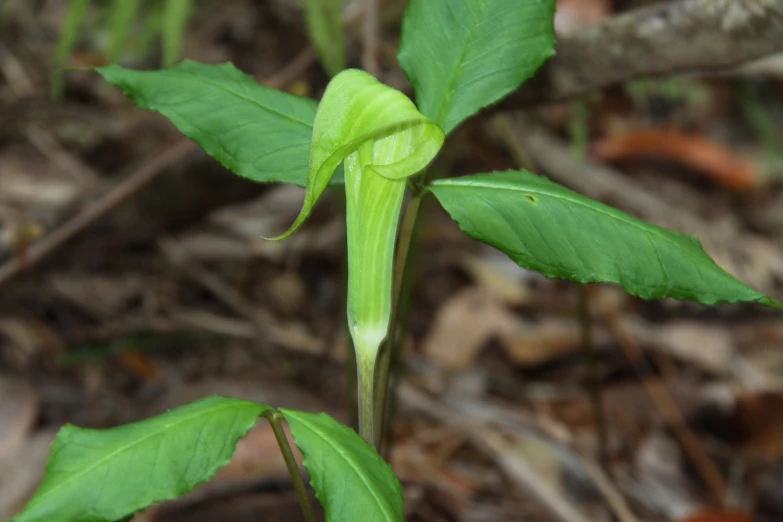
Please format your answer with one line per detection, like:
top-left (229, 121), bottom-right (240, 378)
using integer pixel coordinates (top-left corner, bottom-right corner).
top-left (0, 140), bottom-right (195, 289)
top-left (504, 0), bottom-right (783, 107)
top-left (603, 309), bottom-right (728, 505)
top-left (160, 242), bottom-right (322, 355)
top-left (399, 384), bottom-right (595, 522)
top-left (402, 384), bottom-right (642, 522)
top-left (478, 429), bottom-right (590, 522)
top-left (578, 459), bottom-right (641, 522)
top-left (0, 41), bottom-right (34, 98)
top-left (259, 47), bottom-right (318, 90)
top-left (361, 0), bottom-right (380, 76)
top-left (25, 125), bottom-right (101, 184)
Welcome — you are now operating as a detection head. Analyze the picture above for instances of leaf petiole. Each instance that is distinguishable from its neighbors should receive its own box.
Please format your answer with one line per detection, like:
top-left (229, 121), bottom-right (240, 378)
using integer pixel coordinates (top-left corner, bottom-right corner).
top-left (262, 410), bottom-right (317, 522)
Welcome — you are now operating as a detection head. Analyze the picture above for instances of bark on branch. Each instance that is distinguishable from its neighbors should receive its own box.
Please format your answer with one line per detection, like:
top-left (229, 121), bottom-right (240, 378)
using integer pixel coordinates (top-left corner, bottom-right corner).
top-left (506, 0), bottom-right (783, 106)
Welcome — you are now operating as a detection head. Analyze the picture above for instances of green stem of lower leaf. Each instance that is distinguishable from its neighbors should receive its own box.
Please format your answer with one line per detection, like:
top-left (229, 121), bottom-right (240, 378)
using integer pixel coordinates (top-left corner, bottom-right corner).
top-left (263, 410), bottom-right (317, 522)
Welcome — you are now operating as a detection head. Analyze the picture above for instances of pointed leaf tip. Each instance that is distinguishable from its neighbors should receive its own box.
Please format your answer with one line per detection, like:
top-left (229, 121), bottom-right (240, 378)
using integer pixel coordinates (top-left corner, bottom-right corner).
top-left (280, 409), bottom-right (404, 522)
top-left (398, 0), bottom-right (556, 134)
top-left (431, 170), bottom-right (782, 308)
top-left (271, 68), bottom-right (444, 240)
top-left (14, 396), bottom-right (271, 522)
top-left (96, 61), bottom-right (322, 187)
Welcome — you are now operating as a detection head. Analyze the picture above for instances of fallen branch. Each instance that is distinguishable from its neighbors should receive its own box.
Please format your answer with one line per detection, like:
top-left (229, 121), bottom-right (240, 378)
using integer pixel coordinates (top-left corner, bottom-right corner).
top-left (505, 0), bottom-right (783, 106)
top-left (0, 57), bottom-right (318, 290)
top-left (0, 140), bottom-right (195, 289)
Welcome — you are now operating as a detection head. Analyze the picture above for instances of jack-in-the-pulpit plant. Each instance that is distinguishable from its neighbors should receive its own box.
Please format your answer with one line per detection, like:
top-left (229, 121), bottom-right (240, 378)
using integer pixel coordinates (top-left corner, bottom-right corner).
top-left (270, 69), bottom-right (444, 443)
top-left (14, 0), bottom-right (781, 521)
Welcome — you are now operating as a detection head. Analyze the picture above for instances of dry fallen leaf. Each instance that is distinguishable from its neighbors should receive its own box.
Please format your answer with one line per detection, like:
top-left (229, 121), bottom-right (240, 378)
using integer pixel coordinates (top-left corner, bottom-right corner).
top-left (593, 129), bottom-right (758, 190)
top-left (692, 390), bottom-right (783, 459)
top-left (0, 430), bottom-right (57, 520)
top-left (733, 392), bottom-right (783, 459)
top-left (499, 317), bottom-right (610, 366)
top-left (635, 432), bottom-right (703, 519)
top-left (0, 316), bottom-right (65, 369)
top-left (458, 251), bottom-right (530, 306)
top-left (625, 318), bottom-right (735, 375)
top-left (0, 378), bottom-right (38, 460)
top-left (266, 271), bottom-right (308, 318)
top-left (49, 274), bottom-right (148, 319)
top-left (423, 287), bottom-right (518, 370)
top-left (117, 351), bottom-right (161, 382)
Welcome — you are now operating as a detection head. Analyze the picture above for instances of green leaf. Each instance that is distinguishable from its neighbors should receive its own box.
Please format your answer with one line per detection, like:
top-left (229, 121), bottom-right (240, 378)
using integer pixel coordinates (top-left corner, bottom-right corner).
top-left (161, 0), bottom-right (192, 67)
top-left (280, 409), bottom-right (404, 522)
top-left (398, 0), bottom-right (556, 135)
top-left (14, 396), bottom-right (270, 522)
top-left (430, 170), bottom-right (782, 308)
top-left (97, 61), bottom-right (320, 186)
top-left (301, 0), bottom-right (346, 76)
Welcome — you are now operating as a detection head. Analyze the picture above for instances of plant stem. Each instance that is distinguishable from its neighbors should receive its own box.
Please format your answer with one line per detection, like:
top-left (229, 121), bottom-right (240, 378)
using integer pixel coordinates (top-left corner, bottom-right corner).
top-left (578, 285), bottom-right (609, 467)
top-left (569, 100), bottom-right (609, 466)
top-left (568, 100), bottom-right (589, 160)
top-left (372, 341), bottom-right (392, 449)
top-left (357, 348), bottom-right (378, 445)
top-left (374, 186), bottom-right (426, 448)
top-left (262, 410), bottom-right (317, 522)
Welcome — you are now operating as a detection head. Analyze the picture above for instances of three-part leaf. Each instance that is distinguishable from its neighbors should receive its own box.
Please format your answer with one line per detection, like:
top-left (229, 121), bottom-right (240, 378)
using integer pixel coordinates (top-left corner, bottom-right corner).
top-left (97, 61), bottom-right (320, 186)
top-left (14, 396), bottom-right (270, 522)
top-left (281, 409), bottom-right (404, 522)
top-left (398, 0), bottom-right (556, 134)
top-left (430, 171), bottom-right (781, 308)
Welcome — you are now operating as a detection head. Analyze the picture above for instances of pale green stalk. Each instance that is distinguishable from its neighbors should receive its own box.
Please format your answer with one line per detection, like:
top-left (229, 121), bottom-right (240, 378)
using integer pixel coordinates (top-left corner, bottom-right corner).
top-left (345, 135), bottom-right (412, 443)
top-left (270, 69), bottom-right (444, 446)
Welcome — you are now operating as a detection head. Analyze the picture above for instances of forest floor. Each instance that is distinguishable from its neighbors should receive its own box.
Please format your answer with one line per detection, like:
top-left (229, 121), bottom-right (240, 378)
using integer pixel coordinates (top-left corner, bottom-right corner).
top-left (1, 1), bottom-right (782, 521)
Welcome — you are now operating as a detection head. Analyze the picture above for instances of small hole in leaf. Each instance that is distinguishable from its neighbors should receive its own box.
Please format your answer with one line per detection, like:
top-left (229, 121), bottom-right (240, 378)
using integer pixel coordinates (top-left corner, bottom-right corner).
top-left (524, 194), bottom-right (537, 203)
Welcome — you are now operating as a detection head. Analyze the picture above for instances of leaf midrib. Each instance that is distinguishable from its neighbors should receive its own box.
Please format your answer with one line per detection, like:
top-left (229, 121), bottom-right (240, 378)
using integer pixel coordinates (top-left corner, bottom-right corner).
top-left (434, 177), bottom-right (776, 304)
top-left (179, 70), bottom-right (315, 128)
top-left (109, 63), bottom-right (316, 130)
top-left (292, 414), bottom-right (397, 521)
top-left (28, 400), bottom-right (257, 508)
top-left (432, 176), bottom-right (702, 257)
top-left (435, 0), bottom-right (487, 129)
